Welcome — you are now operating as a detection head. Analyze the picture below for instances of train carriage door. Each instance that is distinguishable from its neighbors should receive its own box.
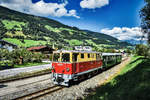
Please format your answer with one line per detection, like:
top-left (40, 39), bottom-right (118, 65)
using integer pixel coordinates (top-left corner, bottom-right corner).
top-left (72, 53), bottom-right (79, 73)
top-left (103, 56), bottom-right (107, 68)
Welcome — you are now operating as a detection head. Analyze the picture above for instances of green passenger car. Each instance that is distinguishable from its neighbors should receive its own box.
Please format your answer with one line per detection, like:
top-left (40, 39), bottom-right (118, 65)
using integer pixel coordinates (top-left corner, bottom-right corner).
top-left (102, 53), bottom-right (122, 68)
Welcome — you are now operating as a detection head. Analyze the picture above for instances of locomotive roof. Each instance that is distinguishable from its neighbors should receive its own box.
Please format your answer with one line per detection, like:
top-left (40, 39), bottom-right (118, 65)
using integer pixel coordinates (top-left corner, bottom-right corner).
top-left (53, 50), bottom-right (100, 53)
top-left (102, 53), bottom-right (122, 56)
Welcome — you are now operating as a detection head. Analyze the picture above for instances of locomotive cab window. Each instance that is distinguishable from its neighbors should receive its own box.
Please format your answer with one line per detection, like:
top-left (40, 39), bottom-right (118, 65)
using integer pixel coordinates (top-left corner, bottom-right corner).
top-left (53, 53), bottom-right (60, 62)
top-left (62, 53), bottom-right (70, 62)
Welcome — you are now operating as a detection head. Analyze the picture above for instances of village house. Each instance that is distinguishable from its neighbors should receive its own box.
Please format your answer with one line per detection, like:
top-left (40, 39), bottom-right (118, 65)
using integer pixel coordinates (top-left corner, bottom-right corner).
top-left (27, 46), bottom-right (55, 61)
top-left (27, 46), bottom-right (54, 54)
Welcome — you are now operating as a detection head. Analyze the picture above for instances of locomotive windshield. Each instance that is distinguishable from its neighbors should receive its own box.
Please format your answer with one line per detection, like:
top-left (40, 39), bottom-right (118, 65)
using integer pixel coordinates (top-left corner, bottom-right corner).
top-left (53, 53), bottom-right (60, 62)
top-left (53, 53), bottom-right (70, 62)
top-left (62, 53), bottom-right (70, 62)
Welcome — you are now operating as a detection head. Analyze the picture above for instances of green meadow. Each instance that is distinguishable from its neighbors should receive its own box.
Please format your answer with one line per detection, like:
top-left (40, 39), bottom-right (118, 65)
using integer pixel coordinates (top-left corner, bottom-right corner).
top-left (3, 38), bottom-right (47, 47)
top-left (2, 20), bottom-right (27, 31)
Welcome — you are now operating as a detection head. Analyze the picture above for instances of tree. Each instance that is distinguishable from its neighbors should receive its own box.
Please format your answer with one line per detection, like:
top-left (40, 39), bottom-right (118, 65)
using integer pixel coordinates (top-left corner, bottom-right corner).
top-left (140, 0), bottom-right (150, 44)
top-left (0, 49), bottom-right (10, 60)
top-left (135, 44), bottom-right (148, 57)
top-left (10, 48), bottom-right (33, 64)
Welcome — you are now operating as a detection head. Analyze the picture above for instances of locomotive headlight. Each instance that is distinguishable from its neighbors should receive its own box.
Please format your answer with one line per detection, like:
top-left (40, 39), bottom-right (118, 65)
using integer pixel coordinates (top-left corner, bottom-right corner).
top-left (51, 66), bottom-right (54, 70)
top-left (52, 66), bottom-right (54, 69)
top-left (66, 68), bottom-right (70, 72)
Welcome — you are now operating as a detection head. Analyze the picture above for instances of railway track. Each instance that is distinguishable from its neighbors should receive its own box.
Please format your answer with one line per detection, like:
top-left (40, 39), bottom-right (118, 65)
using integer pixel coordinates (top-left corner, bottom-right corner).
top-left (16, 78), bottom-right (51, 88)
top-left (16, 85), bottom-right (64, 100)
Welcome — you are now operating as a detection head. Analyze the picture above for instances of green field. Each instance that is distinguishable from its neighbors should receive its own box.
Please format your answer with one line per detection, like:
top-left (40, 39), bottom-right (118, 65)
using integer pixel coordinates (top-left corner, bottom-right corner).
top-left (2, 20), bottom-right (27, 30)
top-left (65, 39), bottom-right (83, 46)
top-left (85, 56), bottom-right (150, 100)
top-left (3, 38), bottom-right (47, 47)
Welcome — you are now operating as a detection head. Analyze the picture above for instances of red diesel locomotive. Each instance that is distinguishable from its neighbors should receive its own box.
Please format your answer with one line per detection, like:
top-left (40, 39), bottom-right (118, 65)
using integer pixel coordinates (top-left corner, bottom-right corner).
top-left (51, 47), bottom-right (122, 86)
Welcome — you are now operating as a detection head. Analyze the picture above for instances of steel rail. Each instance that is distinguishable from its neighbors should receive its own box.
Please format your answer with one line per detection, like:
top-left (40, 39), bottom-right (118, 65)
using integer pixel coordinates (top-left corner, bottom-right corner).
top-left (16, 85), bottom-right (64, 100)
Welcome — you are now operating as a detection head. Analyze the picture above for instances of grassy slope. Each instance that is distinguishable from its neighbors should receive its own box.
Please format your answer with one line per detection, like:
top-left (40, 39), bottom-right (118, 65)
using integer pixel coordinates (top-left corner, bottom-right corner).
top-left (2, 20), bottom-right (27, 30)
top-left (86, 56), bottom-right (150, 100)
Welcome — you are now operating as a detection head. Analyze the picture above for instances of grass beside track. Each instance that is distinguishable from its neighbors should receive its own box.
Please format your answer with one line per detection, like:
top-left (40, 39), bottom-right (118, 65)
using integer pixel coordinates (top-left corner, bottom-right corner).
top-left (85, 56), bottom-right (150, 100)
top-left (14, 62), bottom-right (49, 68)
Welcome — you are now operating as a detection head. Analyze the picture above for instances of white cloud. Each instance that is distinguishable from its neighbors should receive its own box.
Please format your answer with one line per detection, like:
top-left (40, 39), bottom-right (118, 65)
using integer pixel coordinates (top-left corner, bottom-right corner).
top-left (100, 27), bottom-right (147, 41)
top-left (0, 0), bottom-right (80, 18)
top-left (80, 0), bottom-right (109, 9)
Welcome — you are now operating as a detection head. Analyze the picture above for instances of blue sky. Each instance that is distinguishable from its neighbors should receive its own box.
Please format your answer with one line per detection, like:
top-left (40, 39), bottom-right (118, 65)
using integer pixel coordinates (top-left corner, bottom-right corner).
top-left (0, 0), bottom-right (146, 42)
top-left (55, 0), bottom-right (144, 32)
top-left (45, 0), bottom-right (144, 32)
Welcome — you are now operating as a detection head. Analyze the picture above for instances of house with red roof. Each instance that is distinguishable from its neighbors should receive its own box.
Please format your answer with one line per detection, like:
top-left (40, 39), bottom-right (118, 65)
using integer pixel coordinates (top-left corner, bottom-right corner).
top-left (27, 46), bottom-right (54, 54)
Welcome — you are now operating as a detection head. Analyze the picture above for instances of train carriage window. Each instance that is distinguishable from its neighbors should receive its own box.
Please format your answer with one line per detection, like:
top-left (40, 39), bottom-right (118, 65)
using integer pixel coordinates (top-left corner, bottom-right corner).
top-left (103, 56), bottom-right (106, 61)
top-left (96, 53), bottom-right (101, 60)
top-left (62, 53), bottom-right (70, 62)
top-left (81, 53), bottom-right (84, 58)
top-left (53, 53), bottom-right (60, 62)
top-left (96, 54), bottom-right (98, 60)
top-left (91, 53), bottom-right (94, 58)
top-left (88, 54), bottom-right (90, 58)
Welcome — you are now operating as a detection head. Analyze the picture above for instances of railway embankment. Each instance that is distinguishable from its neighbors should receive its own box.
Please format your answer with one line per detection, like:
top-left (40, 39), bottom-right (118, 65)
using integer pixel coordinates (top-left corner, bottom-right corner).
top-left (0, 64), bottom-right (51, 83)
top-left (85, 56), bottom-right (150, 100)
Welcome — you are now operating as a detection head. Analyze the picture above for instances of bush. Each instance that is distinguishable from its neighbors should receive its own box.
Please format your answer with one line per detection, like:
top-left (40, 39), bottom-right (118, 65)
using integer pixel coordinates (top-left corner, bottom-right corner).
top-left (0, 49), bottom-right (10, 60)
top-left (10, 48), bottom-right (33, 64)
top-left (0, 60), bottom-right (14, 67)
top-left (32, 52), bottom-right (45, 63)
top-left (49, 54), bottom-right (53, 61)
top-left (0, 48), bottom-right (46, 67)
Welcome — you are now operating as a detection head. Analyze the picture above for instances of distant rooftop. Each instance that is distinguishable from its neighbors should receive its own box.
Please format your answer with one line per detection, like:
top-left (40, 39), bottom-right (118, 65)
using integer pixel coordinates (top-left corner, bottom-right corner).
top-left (27, 46), bottom-right (47, 51)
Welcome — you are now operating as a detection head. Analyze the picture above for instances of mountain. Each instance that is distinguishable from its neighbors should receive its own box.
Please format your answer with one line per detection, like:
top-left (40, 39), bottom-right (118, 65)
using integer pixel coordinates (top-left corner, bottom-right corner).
top-left (83, 30), bottom-right (131, 46)
top-left (123, 39), bottom-right (147, 45)
top-left (0, 6), bottom-right (132, 49)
